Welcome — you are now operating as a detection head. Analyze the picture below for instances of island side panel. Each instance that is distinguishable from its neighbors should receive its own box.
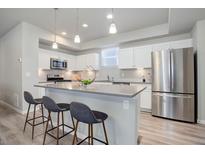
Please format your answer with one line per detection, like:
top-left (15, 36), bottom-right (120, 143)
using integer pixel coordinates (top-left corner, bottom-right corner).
top-left (45, 88), bottom-right (140, 145)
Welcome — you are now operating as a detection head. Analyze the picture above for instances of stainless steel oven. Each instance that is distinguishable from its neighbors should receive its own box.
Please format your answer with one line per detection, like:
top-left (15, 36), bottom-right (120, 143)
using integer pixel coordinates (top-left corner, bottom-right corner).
top-left (50, 58), bottom-right (67, 70)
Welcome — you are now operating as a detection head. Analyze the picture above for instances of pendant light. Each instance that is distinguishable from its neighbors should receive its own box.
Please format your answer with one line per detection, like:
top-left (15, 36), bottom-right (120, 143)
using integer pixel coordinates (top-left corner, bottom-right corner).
top-left (52, 8), bottom-right (58, 49)
top-left (109, 8), bottom-right (117, 34)
top-left (74, 8), bottom-right (81, 43)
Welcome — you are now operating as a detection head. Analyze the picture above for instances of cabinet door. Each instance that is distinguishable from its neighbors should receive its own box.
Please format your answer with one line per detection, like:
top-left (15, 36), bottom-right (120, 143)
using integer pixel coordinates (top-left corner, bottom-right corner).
top-left (118, 48), bottom-right (134, 69)
top-left (38, 50), bottom-right (50, 69)
top-left (133, 46), bottom-right (152, 68)
top-left (169, 39), bottom-right (193, 49)
top-left (152, 42), bottom-right (170, 51)
top-left (66, 55), bottom-right (76, 70)
top-left (86, 53), bottom-right (100, 70)
top-left (76, 55), bottom-right (87, 71)
top-left (140, 91), bottom-right (152, 110)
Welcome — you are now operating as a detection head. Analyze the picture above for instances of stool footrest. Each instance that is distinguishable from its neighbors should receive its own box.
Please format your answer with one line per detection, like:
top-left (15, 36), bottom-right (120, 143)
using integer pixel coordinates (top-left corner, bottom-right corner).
top-left (27, 115), bottom-right (48, 126)
top-left (45, 124), bottom-right (75, 140)
top-left (76, 136), bottom-right (108, 145)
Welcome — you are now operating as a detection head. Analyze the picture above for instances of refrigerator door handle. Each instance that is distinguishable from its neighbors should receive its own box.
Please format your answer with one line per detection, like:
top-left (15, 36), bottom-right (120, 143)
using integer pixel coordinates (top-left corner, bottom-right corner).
top-left (152, 93), bottom-right (193, 99)
top-left (170, 50), bottom-right (174, 91)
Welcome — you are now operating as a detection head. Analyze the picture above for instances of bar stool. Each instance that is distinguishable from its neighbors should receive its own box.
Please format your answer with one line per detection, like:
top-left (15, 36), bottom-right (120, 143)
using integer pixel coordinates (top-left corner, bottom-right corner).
top-left (42, 96), bottom-right (75, 145)
top-left (23, 91), bottom-right (49, 139)
top-left (70, 102), bottom-right (109, 145)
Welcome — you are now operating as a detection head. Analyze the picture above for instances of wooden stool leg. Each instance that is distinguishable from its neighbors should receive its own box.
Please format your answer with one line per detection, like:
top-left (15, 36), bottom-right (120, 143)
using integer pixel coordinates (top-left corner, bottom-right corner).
top-left (102, 121), bottom-right (109, 145)
top-left (43, 111), bottom-right (50, 145)
top-left (62, 111), bottom-right (64, 135)
top-left (72, 121), bottom-right (79, 145)
top-left (88, 124), bottom-right (90, 145)
top-left (41, 104), bottom-right (44, 123)
top-left (50, 115), bottom-right (54, 128)
top-left (57, 112), bottom-right (60, 145)
top-left (71, 116), bottom-right (78, 142)
top-left (91, 124), bottom-right (93, 145)
top-left (23, 104), bottom-right (31, 132)
top-left (32, 104), bottom-right (36, 139)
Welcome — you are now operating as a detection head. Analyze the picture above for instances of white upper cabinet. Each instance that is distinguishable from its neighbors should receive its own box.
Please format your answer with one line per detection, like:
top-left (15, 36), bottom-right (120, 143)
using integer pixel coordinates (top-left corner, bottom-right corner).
top-left (86, 53), bottom-right (100, 70)
top-left (39, 48), bottom-right (100, 71)
top-left (152, 42), bottom-right (170, 51)
top-left (118, 39), bottom-right (193, 69)
top-left (133, 46), bottom-right (152, 68)
top-left (118, 48), bottom-right (134, 69)
top-left (76, 54), bottom-right (87, 71)
top-left (75, 53), bottom-right (100, 71)
top-left (169, 39), bottom-right (193, 49)
top-left (65, 54), bottom-right (76, 70)
top-left (118, 46), bottom-right (152, 69)
top-left (38, 49), bottom-right (51, 70)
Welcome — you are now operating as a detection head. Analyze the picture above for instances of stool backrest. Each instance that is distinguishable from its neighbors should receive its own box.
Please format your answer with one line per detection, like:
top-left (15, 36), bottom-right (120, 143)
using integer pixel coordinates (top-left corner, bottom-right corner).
top-left (70, 102), bottom-right (98, 124)
top-left (42, 96), bottom-right (60, 112)
top-left (24, 91), bottom-right (36, 104)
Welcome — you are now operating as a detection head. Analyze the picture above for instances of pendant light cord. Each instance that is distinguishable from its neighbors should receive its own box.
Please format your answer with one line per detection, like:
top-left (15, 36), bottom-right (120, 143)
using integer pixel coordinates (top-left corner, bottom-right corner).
top-left (54, 8), bottom-right (57, 42)
top-left (76, 8), bottom-right (79, 34)
top-left (112, 8), bottom-right (114, 23)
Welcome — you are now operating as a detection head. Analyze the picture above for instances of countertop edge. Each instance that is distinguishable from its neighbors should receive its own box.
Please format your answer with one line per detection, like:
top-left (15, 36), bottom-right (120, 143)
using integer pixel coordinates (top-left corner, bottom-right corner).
top-left (34, 84), bottom-right (146, 98)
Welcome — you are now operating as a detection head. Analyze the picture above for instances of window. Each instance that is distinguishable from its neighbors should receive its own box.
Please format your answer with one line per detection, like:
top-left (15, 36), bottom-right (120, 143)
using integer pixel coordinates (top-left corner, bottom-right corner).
top-left (101, 47), bottom-right (118, 67)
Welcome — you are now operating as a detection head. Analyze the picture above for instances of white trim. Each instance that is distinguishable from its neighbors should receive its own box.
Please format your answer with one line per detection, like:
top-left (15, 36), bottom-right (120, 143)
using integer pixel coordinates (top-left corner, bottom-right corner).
top-left (0, 100), bottom-right (24, 114)
top-left (197, 119), bottom-right (205, 124)
top-left (0, 100), bottom-right (40, 115)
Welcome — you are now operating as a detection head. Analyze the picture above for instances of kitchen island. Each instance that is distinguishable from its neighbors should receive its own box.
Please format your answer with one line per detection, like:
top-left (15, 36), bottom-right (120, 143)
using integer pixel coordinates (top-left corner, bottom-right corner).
top-left (34, 82), bottom-right (146, 145)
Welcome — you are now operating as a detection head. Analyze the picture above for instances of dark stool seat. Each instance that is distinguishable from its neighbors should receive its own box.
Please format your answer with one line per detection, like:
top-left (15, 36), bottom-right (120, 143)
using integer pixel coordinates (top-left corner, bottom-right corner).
top-left (92, 110), bottom-right (108, 122)
top-left (57, 103), bottom-right (70, 111)
top-left (70, 102), bottom-right (109, 145)
top-left (42, 96), bottom-right (75, 145)
top-left (23, 91), bottom-right (48, 139)
top-left (34, 98), bottom-right (43, 104)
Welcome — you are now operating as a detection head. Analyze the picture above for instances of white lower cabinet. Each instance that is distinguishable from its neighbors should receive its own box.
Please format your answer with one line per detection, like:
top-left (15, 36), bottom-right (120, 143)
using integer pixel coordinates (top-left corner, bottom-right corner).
top-left (140, 89), bottom-right (152, 111)
top-left (140, 84), bottom-right (152, 112)
top-left (131, 83), bottom-right (152, 112)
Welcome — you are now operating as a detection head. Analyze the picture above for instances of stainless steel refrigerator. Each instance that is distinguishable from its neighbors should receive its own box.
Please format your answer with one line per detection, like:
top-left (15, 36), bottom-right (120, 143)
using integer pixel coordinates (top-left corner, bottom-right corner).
top-left (151, 47), bottom-right (196, 122)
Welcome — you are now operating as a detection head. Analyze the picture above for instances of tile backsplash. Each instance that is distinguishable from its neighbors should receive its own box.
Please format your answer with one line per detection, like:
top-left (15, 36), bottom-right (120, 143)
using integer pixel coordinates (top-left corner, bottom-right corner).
top-left (38, 68), bottom-right (152, 83)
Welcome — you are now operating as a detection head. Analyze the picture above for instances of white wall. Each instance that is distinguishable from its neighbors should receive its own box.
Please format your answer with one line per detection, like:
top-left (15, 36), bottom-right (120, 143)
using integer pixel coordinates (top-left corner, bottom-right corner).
top-left (0, 24), bottom-right (23, 110)
top-left (80, 23), bottom-right (169, 50)
top-left (21, 22), bottom-right (79, 111)
top-left (192, 19), bottom-right (205, 123)
top-left (0, 40), bottom-right (3, 100)
top-left (0, 22), bottom-right (78, 112)
top-left (120, 33), bottom-right (192, 49)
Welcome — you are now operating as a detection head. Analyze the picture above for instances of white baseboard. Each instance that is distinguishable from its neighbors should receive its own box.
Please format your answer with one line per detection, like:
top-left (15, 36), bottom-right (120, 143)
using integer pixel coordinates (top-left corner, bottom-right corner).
top-left (0, 100), bottom-right (40, 115)
top-left (0, 100), bottom-right (25, 114)
top-left (197, 119), bottom-right (205, 124)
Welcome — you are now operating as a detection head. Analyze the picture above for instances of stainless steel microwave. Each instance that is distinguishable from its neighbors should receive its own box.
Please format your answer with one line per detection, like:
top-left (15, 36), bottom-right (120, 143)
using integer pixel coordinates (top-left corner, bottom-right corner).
top-left (50, 58), bottom-right (67, 70)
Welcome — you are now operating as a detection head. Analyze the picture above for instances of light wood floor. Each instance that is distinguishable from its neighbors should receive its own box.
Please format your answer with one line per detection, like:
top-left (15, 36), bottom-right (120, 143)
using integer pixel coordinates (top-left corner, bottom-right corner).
top-left (0, 102), bottom-right (205, 145)
top-left (139, 112), bottom-right (205, 144)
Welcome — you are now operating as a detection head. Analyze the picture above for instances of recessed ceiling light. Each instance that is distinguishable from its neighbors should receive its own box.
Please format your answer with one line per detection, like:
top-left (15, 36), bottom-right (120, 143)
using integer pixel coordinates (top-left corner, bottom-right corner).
top-left (82, 24), bottom-right (88, 28)
top-left (107, 14), bottom-right (113, 19)
top-left (61, 32), bottom-right (67, 35)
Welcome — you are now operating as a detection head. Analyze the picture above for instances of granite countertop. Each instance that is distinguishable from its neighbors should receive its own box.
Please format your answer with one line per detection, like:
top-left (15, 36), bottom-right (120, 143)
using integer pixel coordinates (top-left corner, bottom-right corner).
top-left (34, 82), bottom-right (146, 98)
top-left (94, 79), bottom-right (152, 84)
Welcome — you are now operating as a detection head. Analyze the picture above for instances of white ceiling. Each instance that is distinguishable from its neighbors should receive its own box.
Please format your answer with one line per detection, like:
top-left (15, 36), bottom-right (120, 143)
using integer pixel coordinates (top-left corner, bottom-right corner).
top-left (0, 8), bottom-right (168, 42)
top-left (169, 8), bottom-right (205, 34)
top-left (0, 8), bottom-right (205, 43)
